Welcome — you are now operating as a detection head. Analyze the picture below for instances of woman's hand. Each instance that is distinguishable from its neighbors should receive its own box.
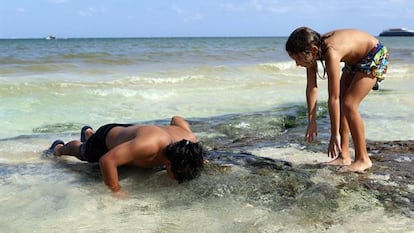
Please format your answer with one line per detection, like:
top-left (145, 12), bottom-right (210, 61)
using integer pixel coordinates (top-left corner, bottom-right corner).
top-left (328, 135), bottom-right (342, 158)
top-left (112, 188), bottom-right (130, 200)
top-left (305, 121), bottom-right (318, 142)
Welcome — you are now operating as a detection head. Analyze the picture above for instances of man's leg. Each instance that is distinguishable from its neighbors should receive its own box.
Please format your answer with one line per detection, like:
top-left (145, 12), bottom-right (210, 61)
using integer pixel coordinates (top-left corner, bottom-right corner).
top-left (54, 140), bottom-right (86, 161)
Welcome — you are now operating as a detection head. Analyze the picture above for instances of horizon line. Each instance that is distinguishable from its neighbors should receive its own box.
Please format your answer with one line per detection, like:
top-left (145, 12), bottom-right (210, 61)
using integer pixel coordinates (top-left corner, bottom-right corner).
top-left (0, 35), bottom-right (289, 40)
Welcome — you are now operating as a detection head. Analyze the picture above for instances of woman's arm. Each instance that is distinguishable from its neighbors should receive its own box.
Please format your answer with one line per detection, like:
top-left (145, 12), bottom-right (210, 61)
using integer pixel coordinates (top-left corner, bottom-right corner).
top-left (305, 64), bottom-right (318, 142)
top-left (325, 51), bottom-right (342, 158)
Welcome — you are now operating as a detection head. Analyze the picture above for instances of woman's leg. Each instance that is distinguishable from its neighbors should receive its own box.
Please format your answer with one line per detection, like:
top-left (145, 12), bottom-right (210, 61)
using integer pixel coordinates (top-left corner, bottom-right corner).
top-left (340, 73), bottom-right (376, 172)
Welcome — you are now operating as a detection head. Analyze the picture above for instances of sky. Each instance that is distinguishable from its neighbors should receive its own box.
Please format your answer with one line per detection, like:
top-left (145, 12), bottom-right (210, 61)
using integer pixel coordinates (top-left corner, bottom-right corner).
top-left (1, 0), bottom-right (413, 38)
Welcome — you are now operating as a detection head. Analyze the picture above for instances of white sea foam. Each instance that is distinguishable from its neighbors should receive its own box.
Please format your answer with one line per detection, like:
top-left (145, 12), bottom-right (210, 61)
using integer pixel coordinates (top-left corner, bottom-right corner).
top-left (125, 74), bottom-right (206, 84)
top-left (250, 145), bottom-right (330, 165)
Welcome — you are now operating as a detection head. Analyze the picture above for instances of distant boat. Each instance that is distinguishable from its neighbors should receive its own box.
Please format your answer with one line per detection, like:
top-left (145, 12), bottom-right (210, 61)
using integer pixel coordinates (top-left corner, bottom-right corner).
top-left (379, 28), bottom-right (414, 37)
top-left (45, 35), bottom-right (56, 40)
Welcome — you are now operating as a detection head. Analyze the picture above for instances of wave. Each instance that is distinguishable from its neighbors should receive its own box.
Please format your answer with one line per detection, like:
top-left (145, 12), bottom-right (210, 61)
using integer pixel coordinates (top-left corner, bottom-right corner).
top-left (258, 61), bottom-right (297, 71)
top-left (0, 105), bottom-right (311, 143)
top-left (125, 74), bottom-right (206, 84)
top-left (61, 52), bottom-right (111, 59)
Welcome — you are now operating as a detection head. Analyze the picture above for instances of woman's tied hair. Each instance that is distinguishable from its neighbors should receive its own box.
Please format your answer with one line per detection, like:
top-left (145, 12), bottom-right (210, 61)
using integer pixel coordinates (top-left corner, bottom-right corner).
top-left (285, 26), bottom-right (330, 79)
top-left (165, 139), bottom-right (205, 184)
top-left (285, 26), bottom-right (321, 54)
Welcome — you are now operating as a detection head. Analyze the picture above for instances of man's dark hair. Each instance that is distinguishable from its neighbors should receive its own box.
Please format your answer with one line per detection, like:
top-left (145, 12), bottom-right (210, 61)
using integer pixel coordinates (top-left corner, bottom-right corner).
top-left (165, 139), bottom-right (205, 183)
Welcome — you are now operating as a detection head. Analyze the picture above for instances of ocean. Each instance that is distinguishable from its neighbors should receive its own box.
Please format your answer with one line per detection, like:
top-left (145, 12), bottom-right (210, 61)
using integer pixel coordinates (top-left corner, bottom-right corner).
top-left (0, 37), bottom-right (413, 232)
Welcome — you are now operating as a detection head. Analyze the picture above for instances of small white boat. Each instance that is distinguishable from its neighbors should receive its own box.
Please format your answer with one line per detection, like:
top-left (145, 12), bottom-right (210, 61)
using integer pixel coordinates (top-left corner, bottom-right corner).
top-left (45, 35), bottom-right (56, 40)
top-left (379, 28), bottom-right (414, 37)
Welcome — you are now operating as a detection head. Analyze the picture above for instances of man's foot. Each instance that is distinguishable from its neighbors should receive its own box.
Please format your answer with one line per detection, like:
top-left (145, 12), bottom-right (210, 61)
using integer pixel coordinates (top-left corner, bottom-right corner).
top-left (80, 126), bottom-right (93, 142)
top-left (338, 160), bottom-right (372, 173)
top-left (322, 157), bottom-right (351, 166)
top-left (43, 140), bottom-right (64, 157)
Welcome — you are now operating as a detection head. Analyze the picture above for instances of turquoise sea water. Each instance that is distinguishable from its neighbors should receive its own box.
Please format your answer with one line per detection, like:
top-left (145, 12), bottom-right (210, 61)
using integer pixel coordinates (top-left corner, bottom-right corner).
top-left (1, 37), bottom-right (413, 140)
top-left (0, 37), bottom-right (293, 139)
top-left (0, 37), bottom-right (413, 232)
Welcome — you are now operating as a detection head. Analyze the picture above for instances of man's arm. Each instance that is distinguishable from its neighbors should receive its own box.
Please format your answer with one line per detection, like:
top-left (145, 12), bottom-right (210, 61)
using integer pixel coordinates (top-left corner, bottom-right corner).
top-left (99, 138), bottom-right (161, 192)
top-left (99, 141), bottom-right (137, 192)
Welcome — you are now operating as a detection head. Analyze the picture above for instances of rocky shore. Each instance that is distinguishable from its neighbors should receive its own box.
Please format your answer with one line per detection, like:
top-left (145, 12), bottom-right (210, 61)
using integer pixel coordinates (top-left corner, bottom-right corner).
top-left (363, 140), bottom-right (414, 217)
top-left (194, 112), bottom-right (414, 221)
top-left (204, 131), bottom-right (414, 220)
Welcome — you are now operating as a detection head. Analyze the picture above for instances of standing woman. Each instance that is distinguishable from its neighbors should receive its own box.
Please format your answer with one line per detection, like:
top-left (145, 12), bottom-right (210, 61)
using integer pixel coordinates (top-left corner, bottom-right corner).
top-left (285, 27), bottom-right (389, 172)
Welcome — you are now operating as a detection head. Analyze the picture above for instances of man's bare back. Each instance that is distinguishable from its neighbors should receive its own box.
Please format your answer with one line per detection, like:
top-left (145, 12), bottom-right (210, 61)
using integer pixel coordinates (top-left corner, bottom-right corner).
top-left (105, 124), bottom-right (197, 168)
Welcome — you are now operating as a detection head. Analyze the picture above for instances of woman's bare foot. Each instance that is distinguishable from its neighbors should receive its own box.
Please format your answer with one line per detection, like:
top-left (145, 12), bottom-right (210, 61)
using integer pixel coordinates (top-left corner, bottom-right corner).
top-left (323, 157), bottom-right (351, 166)
top-left (338, 159), bottom-right (372, 173)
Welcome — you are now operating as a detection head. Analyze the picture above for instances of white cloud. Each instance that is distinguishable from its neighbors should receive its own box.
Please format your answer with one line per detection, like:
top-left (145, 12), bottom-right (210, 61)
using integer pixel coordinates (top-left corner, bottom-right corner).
top-left (48, 0), bottom-right (68, 4)
top-left (183, 13), bottom-right (203, 22)
top-left (387, 0), bottom-right (407, 3)
top-left (171, 5), bottom-right (203, 22)
top-left (16, 8), bottom-right (26, 13)
top-left (220, 0), bottom-right (294, 13)
top-left (220, 0), bottom-right (360, 14)
top-left (192, 13), bottom-right (203, 21)
top-left (268, 6), bottom-right (290, 14)
top-left (77, 7), bottom-right (106, 17)
top-left (219, 2), bottom-right (246, 12)
top-left (171, 5), bottom-right (185, 15)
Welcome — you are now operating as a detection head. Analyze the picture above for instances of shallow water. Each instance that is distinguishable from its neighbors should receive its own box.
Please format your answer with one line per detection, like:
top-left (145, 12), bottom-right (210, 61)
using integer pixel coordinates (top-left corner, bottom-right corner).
top-left (0, 37), bottom-right (413, 232)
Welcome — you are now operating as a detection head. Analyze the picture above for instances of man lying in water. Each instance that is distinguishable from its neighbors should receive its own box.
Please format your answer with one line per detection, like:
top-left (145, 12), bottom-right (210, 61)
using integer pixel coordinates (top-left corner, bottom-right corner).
top-left (45, 116), bottom-right (205, 194)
